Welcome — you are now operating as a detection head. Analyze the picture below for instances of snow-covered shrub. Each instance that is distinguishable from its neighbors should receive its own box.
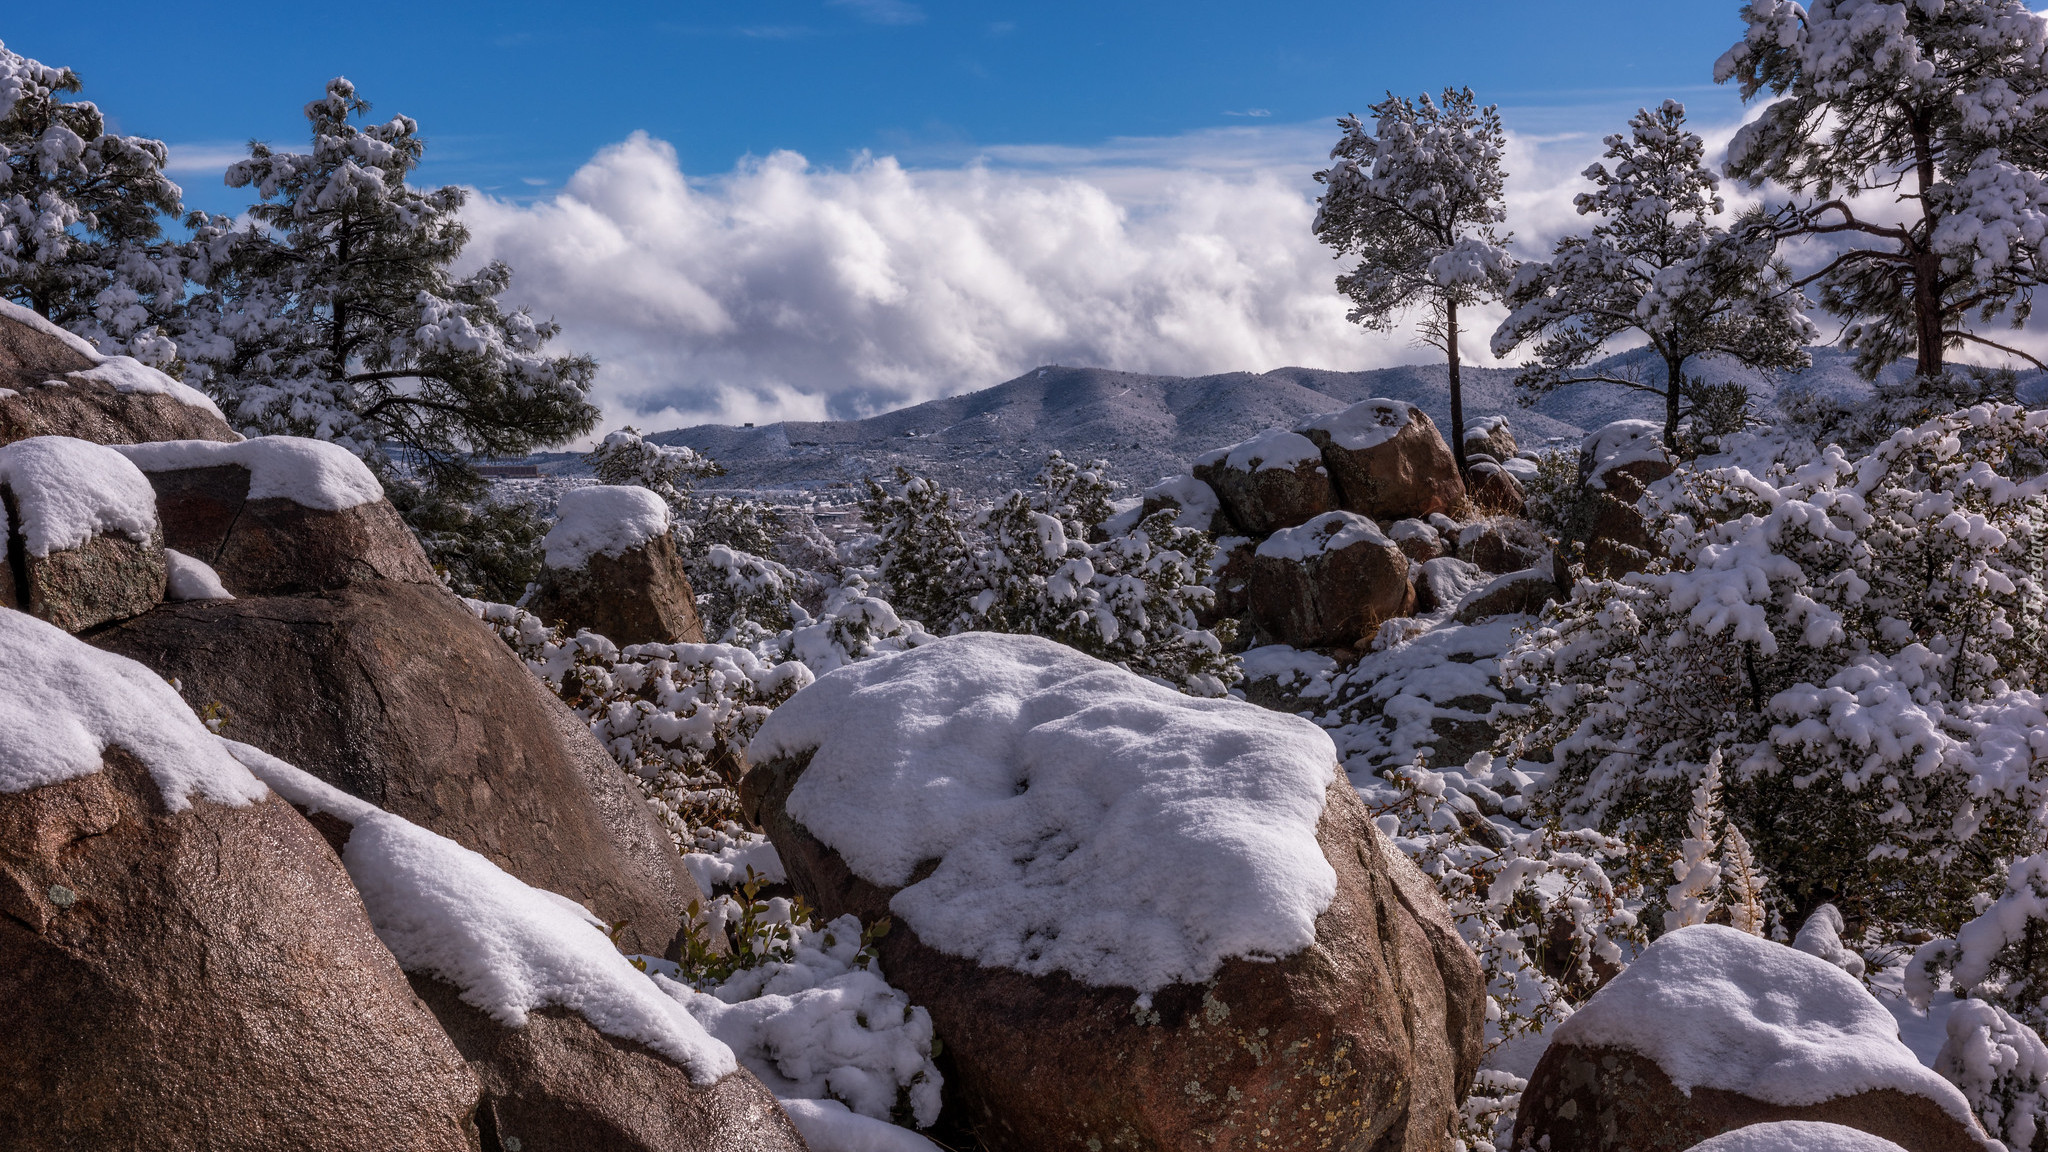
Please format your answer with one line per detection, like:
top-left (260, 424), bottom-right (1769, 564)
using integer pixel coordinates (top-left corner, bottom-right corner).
top-left (1930, 997), bottom-right (2048, 1151)
top-left (587, 426), bottom-right (722, 509)
top-left (863, 452), bottom-right (1239, 696)
top-left (1913, 853), bottom-right (2048, 1036)
top-left (388, 471), bottom-right (549, 602)
top-left (1502, 404), bottom-right (2048, 941)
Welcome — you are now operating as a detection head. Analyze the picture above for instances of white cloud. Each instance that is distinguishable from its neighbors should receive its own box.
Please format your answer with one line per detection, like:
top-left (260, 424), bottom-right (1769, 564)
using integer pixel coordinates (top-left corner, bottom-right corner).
top-left (827, 0), bottom-right (925, 26)
top-left (163, 142), bottom-right (248, 175)
top-left (459, 114), bottom-right (1755, 432)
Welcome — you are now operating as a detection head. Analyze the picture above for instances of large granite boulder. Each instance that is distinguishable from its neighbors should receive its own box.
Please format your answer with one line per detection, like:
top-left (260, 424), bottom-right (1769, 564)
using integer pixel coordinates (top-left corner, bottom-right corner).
top-left (1579, 419), bottom-right (1676, 579)
top-left (0, 436), bottom-right (165, 631)
top-left (237, 747), bottom-right (806, 1152)
top-left (113, 438), bottom-right (437, 596)
top-left (1463, 415), bottom-right (1516, 463)
top-left (1454, 555), bottom-right (1568, 623)
top-left (1247, 511), bottom-right (1414, 648)
top-left (1513, 925), bottom-right (1992, 1152)
top-left (743, 634), bottom-right (1486, 1152)
top-left (529, 485), bottom-right (705, 646)
top-left (1192, 428), bottom-right (1338, 535)
top-left (92, 578), bottom-right (707, 960)
top-left (0, 301), bottom-right (239, 447)
top-left (1296, 398), bottom-right (1466, 520)
top-left (1463, 459), bottom-right (1527, 516)
top-left (1140, 473), bottom-right (1222, 532)
top-left (0, 612), bottom-right (481, 1150)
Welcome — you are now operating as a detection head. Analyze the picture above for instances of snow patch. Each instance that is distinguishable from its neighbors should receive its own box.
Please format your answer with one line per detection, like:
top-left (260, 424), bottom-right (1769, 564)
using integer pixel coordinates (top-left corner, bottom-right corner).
top-left (775, 1099), bottom-right (943, 1152)
top-left (1296, 397), bottom-right (1414, 452)
top-left (1582, 418), bottom-right (1671, 490)
top-left (68, 357), bottom-right (228, 421)
top-left (1198, 427), bottom-right (1325, 474)
top-left (1553, 925), bottom-right (1975, 1126)
top-left (751, 632), bottom-right (1340, 992)
top-left (681, 832), bottom-right (787, 891)
top-left (0, 610), bottom-right (267, 810)
top-left (228, 741), bottom-right (738, 1085)
top-left (1686, 1122), bottom-right (1910, 1152)
top-left (543, 484), bottom-right (671, 570)
top-left (0, 298), bottom-right (101, 359)
top-left (1238, 644), bottom-right (1340, 700)
top-left (163, 549), bottom-right (233, 600)
top-left (1254, 510), bottom-right (1391, 561)
top-left (1141, 473), bottom-right (1219, 532)
top-left (113, 437), bottom-right (383, 511)
top-left (0, 436), bottom-right (158, 556)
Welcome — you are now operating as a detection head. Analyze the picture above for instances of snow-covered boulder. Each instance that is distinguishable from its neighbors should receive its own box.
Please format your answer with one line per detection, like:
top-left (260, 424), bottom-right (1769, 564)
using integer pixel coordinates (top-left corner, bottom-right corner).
top-left (1514, 924), bottom-right (1994, 1152)
top-left (1295, 398), bottom-right (1466, 520)
top-left (0, 300), bottom-right (238, 448)
top-left (1464, 458), bottom-right (1527, 515)
top-left (528, 485), bottom-right (705, 646)
top-left (1463, 414), bottom-right (1517, 462)
top-left (1456, 517), bottom-right (1547, 575)
top-left (0, 436), bottom-right (166, 631)
top-left (1455, 554), bottom-right (1568, 624)
top-left (1247, 511), bottom-right (1414, 648)
top-left (1191, 427), bottom-right (1337, 535)
top-left (113, 437), bottom-right (435, 596)
top-left (1390, 517), bottom-right (1445, 562)
top-left (1138, 472), bottom-right (1221, 532)
top-left (1412, 555), bottom-right (1488, 616)
top-left (742, 633), bottom-right (1485, 1152)
top-left (1579, 418), bottom-right (1676, 579)
top-left (1690, 1123), bottom-right (1913, 1152)
top-left (233, 743), bottom-right (806, 1152)
top-left (0, 610), bottom-right (481, 1150)
top-left (92, 578), bottom-right (709, 962)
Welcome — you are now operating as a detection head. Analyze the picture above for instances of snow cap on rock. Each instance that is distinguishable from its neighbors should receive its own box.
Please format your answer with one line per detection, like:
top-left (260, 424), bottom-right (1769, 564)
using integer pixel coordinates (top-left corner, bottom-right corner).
top-left (1554, 925), bottom-right (1976, 1126)
top-left (1255, 510), bottom-right (1392, 561)
top-left (0, 299), bottom-right (228, 419)
top-left (0, 609), bottom-right (268, 809)
top-left (1295, 397), bottom-right (1413, 451)
top-left (1581, 418), bottom-right (1671, 490)
top-left (1140, 473), bottom-right (1220, 531)
top-left (1685, 1121), bottom-right (1910, 1152)
top-left (164, 549), bottom-right (234, 601)
top-left (543, 484), bottom-right (673, 570)
top-left (227, 739), bottom-right (739, 1085)
top-left (113, 436), bottom-right (384, 511)
top-left (752, 632), bottom-right (1341, 993)
top-left (0, 435), bottom-right (159, 556)
top-left (1196, 427), bottom-right (1325, 474)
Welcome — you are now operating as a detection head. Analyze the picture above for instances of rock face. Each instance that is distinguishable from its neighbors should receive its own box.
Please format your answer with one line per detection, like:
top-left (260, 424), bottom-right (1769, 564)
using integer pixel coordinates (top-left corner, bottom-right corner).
top-left (141, 461), bottom-right (437, 595)
top-left (92, 579), bottom-right (707, 960)
top-left (0, 436), bottom-right (167, 631)
top-left (1458, 519), bottom-right (1547, 575)
top-left (12, 530), bottom-right (165, 632)
top-left (0, 748), bottom-right (481, 1150)
top-left (1296, 399), bottom-right (1466, 521)
top-left (529, 529), bottom-right (706, 646)
top-left (1463, 416), bottom-right (1516, 463)
top-left (1248, 512), bottom-right (1414, 648)
top-left (1193, 429), bottom-right (1338, 535)
top-left (0, 306), bottom-right (238, 447)
top-left (1513, 925), bottom-right (1991, 1152)
top-left (1580, 420), bottom-right (1676, 579)
top-left (1463, 460), bottom-right (1526, 516)
top-left (747, 760), bottom-right (1485, 1152)
top-left (414, 976), bottom-right (807, 1152)
top-left (1454, 559), bottom-right (1567, 623)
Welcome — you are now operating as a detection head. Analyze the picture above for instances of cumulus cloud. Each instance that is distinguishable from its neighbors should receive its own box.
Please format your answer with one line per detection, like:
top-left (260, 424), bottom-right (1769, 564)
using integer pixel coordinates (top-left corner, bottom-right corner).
top-left (459, 116), bottom-right (1732, 431)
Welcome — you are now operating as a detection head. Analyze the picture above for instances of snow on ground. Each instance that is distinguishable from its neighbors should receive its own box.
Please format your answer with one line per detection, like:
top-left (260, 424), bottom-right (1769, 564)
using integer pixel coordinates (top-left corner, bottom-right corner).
top-left (1326, 616), bottom-right (1525, 781)
top-left (0, 436), bottom-right (158, 556)
top-left (776, 1099), bottom-right (942, 1152)
top-left (751, 632), bottom-right (1340, 993)
top-left (1553, 925), bottom-right (1975, 1126)
top-left (681, 830), bottom-right (788, 891)
top-left (1296, 397), bottom-right (1413, 451)
top-left (0, 300), bottom-right (226, 419)
top-left (163, 549), bottom-right (233, 600)
top-left (229, 739), bottom-right (739, 1085)
top-left (541, 484), bottom-right (671, 569)
top-left (114, 437), bottom-right (383, 511)
top-left (0, 609), bottom-right (267, 809)
top-left (1236, 644), bottom-right (1339, 701)
top-left (1255, 510), bottom-right (1391, 560)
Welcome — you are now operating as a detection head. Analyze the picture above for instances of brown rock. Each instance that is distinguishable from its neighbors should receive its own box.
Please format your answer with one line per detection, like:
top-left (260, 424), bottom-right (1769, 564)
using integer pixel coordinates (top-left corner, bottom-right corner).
top-left (1463, 416), bottom-right (1516, 462)
top-left (1454, 562), bottom-right (1566, 623)
top-left (1296, 399), bottom-right (1467, 520)
top-left (745, 756), bottom-right (1486, 1152)
top-left (1583, 456), bottom-right (1676, 579)
top-left (0, 748), bottom-right (480, 1150)
top-left (90, 579), bottom-right (707, 960)
top-left (16, 529), bottom-right (166, 632)
top-left (1515, 1045), bottom-right (1984, 1152)
top-left (0, 311), bottom-right (238, 447)
top-left (412, 975), bottom-right (807, 1152)
top-left (1413, 557), bottom-right (1485, 616)
top-left (1192, 430), bottom-right (1338, 535)
top-left (139, 462), bottom-right (437, 596)
top-left (1457, 519), bottom-right (1546, 575)
top-left (1209, 534), bottom-right (1256, 623)
top-left (528, 530), bottom-right (706, 646)
top-left (1390, 518), bottom-right (1445, 563)
top-left (1464, 461), bottom-right (1526, 516)
top-left (1246, 512), bottom-right (1414, 648)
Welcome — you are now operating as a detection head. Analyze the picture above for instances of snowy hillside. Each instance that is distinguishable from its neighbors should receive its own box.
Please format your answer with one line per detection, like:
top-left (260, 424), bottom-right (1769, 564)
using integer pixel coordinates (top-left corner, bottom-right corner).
top-left (643, 347), bottom-right (1997, 497)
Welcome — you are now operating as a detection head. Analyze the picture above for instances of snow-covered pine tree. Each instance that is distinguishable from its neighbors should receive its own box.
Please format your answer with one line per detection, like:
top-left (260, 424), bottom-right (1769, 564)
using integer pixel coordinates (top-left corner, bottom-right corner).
top-left (860, 466), bottom-right (975, 633)
top-left (1314, 88), bottom-right (1514, 475)
top-left (1665, 750), bottom-right (1726, 932)
top-left (0, 40), bottom-right (183, 363)
top-left (1717, 0), bottom-right (2048, 387)
top-left (1491, 101), bottom-right (1814, 449)
top-left (176, 78), bottom-right (597, 474)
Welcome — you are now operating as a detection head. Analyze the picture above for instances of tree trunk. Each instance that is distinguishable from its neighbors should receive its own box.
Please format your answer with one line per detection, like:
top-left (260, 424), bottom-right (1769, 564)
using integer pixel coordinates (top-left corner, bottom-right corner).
top-left (1911, 122), bottom-right (1945, 380)
top-left (1664, 352), bottom-right (1685, 450)
top-left (1446, 295), bottom-right (1468, 476)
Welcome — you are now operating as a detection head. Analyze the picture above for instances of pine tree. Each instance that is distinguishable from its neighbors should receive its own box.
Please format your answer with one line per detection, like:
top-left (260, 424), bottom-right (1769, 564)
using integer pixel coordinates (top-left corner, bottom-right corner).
top-left (1491, 101), bottom-right (1813, 449)
top-left (0, 40), bottom-right (183, 362)
top-left (1717, 0), bottom-right (2048, 383)
top-left (1314, 88), bottom-right (1513, 475)
top-left (176, 78), bottom-right (597, 473)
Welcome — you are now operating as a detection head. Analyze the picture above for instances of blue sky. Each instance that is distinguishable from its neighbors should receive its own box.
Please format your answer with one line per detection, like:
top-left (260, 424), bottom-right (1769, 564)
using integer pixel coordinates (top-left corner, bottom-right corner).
top-left (12, 1), bottom-right (1749, 214)
top-left (8, 3), bottom-right (1773, 428)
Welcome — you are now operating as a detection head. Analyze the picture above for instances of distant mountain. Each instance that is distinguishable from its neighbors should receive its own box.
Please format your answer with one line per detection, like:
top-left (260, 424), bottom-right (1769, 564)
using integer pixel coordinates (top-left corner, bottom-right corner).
top-left (644, 347), bottom-right (2021, 498)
